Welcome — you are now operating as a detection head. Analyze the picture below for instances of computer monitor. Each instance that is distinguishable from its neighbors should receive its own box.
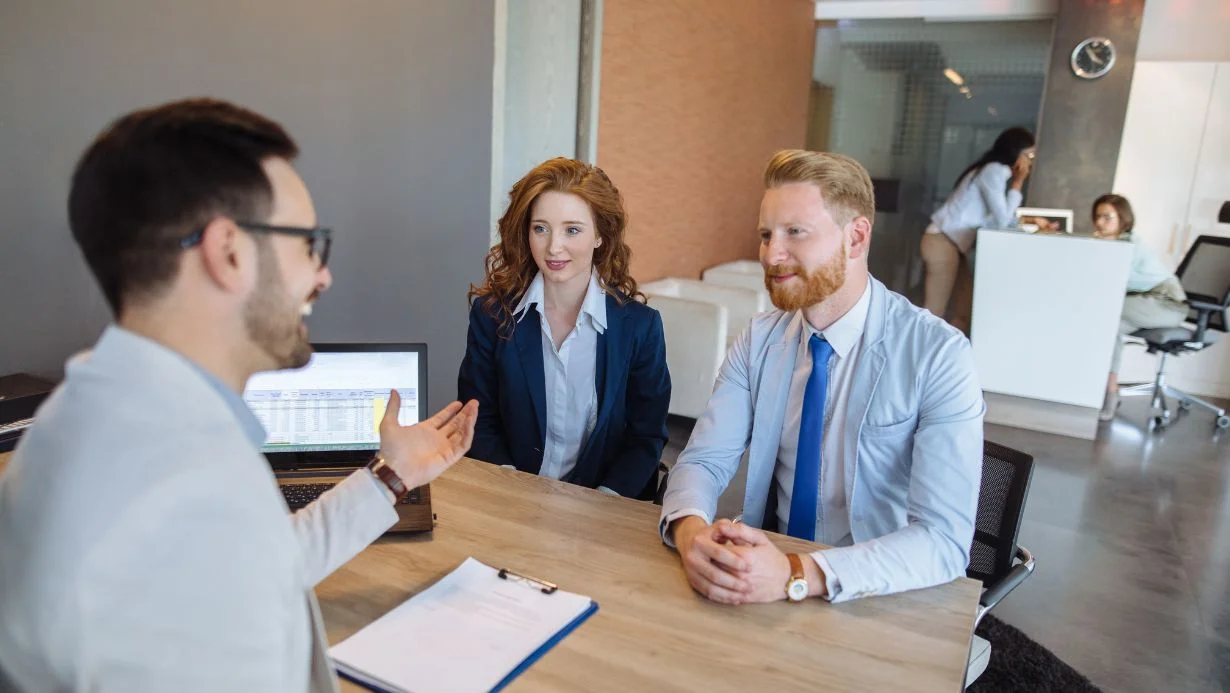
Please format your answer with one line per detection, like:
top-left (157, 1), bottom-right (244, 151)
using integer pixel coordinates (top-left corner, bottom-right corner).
top-left (1015, 207), bottom-right (1074, 234)
top-left (242, 343), bottom-right (427, 466)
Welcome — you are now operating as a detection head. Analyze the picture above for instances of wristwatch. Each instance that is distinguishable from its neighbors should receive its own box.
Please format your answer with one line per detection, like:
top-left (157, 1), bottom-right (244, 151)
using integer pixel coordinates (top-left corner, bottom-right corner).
top-left (366, 455), bottom-right (409, 502)
top-left (785, 553), bottom-right (809, 602)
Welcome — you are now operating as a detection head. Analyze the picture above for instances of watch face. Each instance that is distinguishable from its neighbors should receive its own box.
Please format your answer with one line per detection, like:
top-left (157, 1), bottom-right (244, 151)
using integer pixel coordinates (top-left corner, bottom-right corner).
top-left (788, 579), bottom-right (808, 601)
top-left (1071, 37), bottom-right (1115, 80)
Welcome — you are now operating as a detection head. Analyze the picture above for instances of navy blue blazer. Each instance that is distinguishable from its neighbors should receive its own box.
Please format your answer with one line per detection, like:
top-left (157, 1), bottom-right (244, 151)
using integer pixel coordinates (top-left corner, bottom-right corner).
top-left (457, 293), bottom-right (671, 499)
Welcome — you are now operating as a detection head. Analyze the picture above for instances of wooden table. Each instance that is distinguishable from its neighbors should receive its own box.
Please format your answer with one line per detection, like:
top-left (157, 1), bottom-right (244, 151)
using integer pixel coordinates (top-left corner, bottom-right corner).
top-left (0, 452), bottom-right (981, 691)
top-left (318, 459), bottom-right (980, 692)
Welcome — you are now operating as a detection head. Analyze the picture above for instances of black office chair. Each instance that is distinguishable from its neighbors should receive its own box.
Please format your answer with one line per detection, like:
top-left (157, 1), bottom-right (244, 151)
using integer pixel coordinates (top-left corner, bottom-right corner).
top-left (1118, 235), bottom-right (1230, 432)
top-left (965, 441), bottom-right (1036, 687)
top-left (653, 462), bottom-right (670, 505)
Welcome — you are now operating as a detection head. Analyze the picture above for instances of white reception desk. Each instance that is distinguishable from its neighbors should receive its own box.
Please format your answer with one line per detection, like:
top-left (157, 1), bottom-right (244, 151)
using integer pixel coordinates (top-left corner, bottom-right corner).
top-left (971, 228), bottom-right (1134, 439)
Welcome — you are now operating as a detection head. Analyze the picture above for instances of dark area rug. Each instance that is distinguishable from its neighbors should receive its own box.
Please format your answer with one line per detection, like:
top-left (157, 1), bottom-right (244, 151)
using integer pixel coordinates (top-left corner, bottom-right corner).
top-left (968, 614), bottom-right (1102, 692)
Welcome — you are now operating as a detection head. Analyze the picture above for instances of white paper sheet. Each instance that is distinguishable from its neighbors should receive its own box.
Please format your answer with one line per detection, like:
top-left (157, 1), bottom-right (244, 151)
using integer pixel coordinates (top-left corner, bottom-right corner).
top-left (329, 557), bottom-right (596, 693)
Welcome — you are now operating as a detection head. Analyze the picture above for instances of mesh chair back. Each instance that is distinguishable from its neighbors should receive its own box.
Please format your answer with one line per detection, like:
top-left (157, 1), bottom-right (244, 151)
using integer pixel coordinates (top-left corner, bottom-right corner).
top-left (1176, 235), bottom-right (1230, 332)
top-left (967, 441), bottom-right (1034, 584)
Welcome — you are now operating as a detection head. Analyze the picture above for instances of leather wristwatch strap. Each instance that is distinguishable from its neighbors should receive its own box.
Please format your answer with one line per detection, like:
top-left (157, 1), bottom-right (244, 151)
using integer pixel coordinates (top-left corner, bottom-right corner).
top-left (366, 456), bottom-right (408, 501)
top-left (785, 553), bottom-right (809, 602)
top-left (787, 552), bottom-right (805, 581)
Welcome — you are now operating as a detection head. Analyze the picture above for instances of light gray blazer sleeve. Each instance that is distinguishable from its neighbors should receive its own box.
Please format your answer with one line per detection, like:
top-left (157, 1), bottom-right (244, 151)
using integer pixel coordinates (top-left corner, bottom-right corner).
top-left (659, 324), bottom-right (756, 542)
top-left (291, 470), bottom-right (398, 586)
top-left (817, 331), bottom-right (984, 603)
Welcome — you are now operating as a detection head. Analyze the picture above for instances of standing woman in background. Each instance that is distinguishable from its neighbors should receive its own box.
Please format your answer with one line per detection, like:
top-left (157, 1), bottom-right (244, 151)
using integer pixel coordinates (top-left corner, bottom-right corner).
top-left (1091, 194), bottom-right (1188, 421)
top-left (920, 126), bottom-right (1036, 335)
top-left (458, 158), bottom-right (671, 499)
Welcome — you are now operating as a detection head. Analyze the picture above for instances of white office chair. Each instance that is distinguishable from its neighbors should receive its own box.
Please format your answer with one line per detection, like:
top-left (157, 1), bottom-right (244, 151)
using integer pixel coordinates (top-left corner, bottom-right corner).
top-left (643, 278), bottom-right (763, 348)
top-left (701, 259), bottom-right (771, 308)
top-left (641, 291), bottom-right (726, 419)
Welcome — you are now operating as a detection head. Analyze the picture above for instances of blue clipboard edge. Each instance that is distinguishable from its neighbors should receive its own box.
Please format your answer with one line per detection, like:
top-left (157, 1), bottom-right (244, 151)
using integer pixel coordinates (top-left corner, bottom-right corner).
top-left (491, 600), bottom-right (600, 693)
top-left (335, 600), bottom-right (600, 693)
top-left (336, 665), bottom-right (397, 692)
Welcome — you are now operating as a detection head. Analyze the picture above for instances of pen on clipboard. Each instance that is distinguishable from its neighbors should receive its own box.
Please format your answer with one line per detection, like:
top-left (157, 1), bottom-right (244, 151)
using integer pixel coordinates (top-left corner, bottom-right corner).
top-left (497, 567), bottom-right (558, 594)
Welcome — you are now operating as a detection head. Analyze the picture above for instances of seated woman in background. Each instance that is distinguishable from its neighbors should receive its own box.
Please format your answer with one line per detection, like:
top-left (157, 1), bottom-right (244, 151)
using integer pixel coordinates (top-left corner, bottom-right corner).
top-left (458, 157), bottom-right (671, 499)
top-left (1092, 193), bottom-right (1188, 421)
top-left (920, 126), bottom-right (1036, 335)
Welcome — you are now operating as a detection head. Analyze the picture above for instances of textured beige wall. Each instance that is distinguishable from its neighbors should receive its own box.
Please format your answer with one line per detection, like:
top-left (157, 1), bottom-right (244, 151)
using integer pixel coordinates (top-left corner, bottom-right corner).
top-left (597, 0), bottom-right (815, 281)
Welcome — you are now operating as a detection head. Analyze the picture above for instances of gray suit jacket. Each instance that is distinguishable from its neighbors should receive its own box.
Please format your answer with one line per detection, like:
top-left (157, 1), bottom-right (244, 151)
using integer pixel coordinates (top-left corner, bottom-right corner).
top-left (660, 279), bottom-right (984, 602)
top-left (0, 327), bottom-right (396, 691)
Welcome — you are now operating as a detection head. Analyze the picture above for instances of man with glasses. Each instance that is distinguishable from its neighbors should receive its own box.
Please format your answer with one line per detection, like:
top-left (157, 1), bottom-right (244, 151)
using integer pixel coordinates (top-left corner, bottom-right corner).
top-left (0, 98), bottom-right (478, 692)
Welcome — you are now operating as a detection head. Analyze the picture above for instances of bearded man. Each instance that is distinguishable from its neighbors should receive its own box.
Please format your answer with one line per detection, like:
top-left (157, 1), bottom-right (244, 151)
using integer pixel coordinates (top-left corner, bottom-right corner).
top-left (658, 150), bottom-right (985, 606)
top-left (0, 99), bottom-right (477, 691)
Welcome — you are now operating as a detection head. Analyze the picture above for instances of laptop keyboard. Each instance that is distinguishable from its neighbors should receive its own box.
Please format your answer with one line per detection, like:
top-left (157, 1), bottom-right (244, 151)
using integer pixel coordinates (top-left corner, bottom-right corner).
top-left (281, 483), bottom-right (336, 511)
top-left (281, 481), bottom-right (423, 512)
top-left (0, 418), bottom-right (34, 435)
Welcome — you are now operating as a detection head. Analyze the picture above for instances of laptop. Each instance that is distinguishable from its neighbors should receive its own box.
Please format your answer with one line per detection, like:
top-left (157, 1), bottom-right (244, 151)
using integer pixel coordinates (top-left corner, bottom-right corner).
top-left (243, 343), bottom-right (433, 534)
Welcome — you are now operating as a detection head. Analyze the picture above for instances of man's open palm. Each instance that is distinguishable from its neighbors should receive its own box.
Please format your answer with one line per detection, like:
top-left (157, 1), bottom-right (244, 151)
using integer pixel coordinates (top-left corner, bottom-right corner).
top-left (378, 390), bottom-right (478, 489)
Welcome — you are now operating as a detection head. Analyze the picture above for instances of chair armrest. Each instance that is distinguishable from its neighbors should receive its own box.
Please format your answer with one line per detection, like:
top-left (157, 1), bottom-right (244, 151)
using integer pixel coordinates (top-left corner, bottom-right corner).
top-left (1186, 300), bottom-right (1225, 343)
top-left (1188, 299), bottom-right (1224, 313)
top-left (980, 545), bottom-right (1035, 612)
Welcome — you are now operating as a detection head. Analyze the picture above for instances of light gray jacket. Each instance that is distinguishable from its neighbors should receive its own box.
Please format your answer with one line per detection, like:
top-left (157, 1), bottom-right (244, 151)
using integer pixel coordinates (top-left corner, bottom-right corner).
top-left (660, 279), bottom-right (984, 602)
top-left (0, 327), bottom-right (396, 692)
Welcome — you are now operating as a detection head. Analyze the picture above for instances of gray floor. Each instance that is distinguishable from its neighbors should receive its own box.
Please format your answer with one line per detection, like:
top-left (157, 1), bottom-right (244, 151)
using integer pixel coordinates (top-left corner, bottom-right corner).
top-left (662, 394), bottom-right (1230, 693)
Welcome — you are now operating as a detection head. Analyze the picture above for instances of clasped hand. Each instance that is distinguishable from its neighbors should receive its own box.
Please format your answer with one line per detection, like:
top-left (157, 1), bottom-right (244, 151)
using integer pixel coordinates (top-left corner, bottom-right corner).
top-left (673, 517), bottom-right (795, 605)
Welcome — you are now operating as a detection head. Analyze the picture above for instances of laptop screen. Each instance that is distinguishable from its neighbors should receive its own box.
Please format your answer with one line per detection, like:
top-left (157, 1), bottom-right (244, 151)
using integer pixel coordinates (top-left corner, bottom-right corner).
top-left (243, 346), bottom-right (424, 454)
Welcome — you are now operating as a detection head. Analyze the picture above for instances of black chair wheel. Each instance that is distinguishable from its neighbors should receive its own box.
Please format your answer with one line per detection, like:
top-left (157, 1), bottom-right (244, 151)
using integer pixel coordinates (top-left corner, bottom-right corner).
top-left (1217, 415), bottom-right (1230, 430)
top-left (1149, 416), bottom-right (1166, 431)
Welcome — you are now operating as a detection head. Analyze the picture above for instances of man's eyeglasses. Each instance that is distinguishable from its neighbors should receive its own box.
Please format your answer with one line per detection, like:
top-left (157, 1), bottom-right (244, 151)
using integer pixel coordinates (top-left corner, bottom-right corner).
top-left (180, 221), bottom-right (333, 268)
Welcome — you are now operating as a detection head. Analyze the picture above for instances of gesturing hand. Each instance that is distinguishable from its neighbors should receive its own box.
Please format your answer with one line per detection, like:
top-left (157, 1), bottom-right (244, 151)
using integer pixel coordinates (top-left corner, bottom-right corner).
top-left (378, 390), bottom-right (478, 489)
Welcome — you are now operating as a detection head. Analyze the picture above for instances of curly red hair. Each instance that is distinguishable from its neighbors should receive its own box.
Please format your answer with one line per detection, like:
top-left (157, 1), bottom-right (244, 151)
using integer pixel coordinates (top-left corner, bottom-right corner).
top-left (469, 157), bottom-right (643, 337)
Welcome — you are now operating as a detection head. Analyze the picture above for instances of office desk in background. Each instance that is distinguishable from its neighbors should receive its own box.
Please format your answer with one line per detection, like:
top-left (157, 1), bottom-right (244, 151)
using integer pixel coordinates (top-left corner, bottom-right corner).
top-left (972, 228), bottom-right (1134, 440)
top-left (0, 452), bottom-right (982, 692)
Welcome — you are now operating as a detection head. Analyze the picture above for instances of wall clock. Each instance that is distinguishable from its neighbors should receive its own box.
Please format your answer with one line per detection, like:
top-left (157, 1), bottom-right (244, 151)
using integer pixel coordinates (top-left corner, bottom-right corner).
top-left (1071, 37), bottom-right (1116, 80)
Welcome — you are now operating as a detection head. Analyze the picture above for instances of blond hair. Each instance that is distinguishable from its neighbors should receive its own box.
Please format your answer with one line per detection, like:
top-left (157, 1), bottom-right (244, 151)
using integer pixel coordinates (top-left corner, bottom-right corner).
top-left (763, 150), bottom-right (875, 227)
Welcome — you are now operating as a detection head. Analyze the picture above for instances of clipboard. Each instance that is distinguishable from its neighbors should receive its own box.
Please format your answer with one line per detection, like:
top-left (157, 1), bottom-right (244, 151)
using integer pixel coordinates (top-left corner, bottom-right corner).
top-left (490, 568), bottom-right (598, 692)
top-left (330, 557), bottom-right (599, 693)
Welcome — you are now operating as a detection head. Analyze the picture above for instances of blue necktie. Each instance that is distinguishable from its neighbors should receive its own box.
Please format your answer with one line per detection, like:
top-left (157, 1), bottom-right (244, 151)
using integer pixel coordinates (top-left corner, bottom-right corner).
top-left (788, 334), bottom-right (834, 541)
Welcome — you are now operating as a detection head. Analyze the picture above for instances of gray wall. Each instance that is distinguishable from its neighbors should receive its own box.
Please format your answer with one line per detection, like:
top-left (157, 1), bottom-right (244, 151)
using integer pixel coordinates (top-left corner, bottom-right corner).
top-left (1031, 0), bottom-right (1144, 235)
top-left (0, 0), bottom-right (494, 412)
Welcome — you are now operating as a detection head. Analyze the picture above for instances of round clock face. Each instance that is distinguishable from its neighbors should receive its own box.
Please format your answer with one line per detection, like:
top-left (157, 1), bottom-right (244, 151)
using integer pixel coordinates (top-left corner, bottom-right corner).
top-left (1071, 37), bottom-right (1116, 80)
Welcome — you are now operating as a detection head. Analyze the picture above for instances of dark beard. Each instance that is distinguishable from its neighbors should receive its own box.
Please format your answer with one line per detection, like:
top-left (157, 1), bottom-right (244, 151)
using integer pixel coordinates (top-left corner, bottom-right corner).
top-left (243, 242), bottom-right (313, 370)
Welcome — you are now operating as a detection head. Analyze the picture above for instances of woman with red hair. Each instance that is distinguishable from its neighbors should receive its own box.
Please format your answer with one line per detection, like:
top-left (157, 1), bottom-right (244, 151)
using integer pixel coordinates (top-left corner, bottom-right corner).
top-left (458, 158), bottom-right (671, 499)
